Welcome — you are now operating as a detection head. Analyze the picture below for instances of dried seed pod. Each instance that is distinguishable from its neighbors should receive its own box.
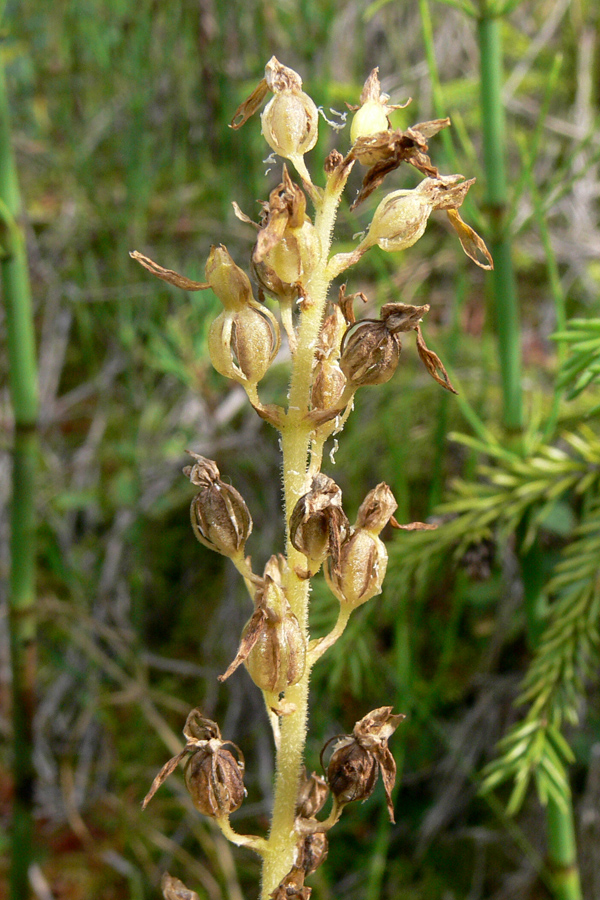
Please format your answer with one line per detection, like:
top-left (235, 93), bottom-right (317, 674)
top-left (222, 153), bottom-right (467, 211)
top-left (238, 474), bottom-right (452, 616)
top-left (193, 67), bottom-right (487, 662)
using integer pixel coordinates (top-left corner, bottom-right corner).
top-left (311, 310), bottom-right (347, 411)
top-left (296, 770), bottom-right (329, 819)
top-left (340, 319), bottom-right (401, 388)
top-left (261, 58), bottom-right (319, 162)
top-left (324, 737), bottom-right (379, 806)
top-left (184, 452), bottom-right (252, 558)
top-left (185, 743), bottom-right (246, 817)
top-left (208, 303), bottom-right (280, 385)
top-left (321, 707), bottom-right (405, 822)
top-left (298, 832), bottom-right (329, 875)
top-left (269, 866), bottom-right (311, 900)
top-left (289, 474), bottom-right (349, 575)
top-left (142, 709), bottom-right (246, 820)
top-left (324, 528), bottom-right (387, 609)
top-left (219, 562), bottom-right (306, 694)
top-left (161, 873), bottom-right (200, 900)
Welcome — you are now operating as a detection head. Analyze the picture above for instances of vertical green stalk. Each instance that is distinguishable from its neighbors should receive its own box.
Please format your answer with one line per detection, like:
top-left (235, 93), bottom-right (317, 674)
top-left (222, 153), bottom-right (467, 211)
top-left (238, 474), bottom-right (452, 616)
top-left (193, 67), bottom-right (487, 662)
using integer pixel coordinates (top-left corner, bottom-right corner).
top-left (546, 801), bottom-right (582, 900)
top-left (520, 545), bottom-right (582, 900)
top-left (0, 45), bottom-right (39, 900)
top-left (477, 10), bottom-right (523, 432)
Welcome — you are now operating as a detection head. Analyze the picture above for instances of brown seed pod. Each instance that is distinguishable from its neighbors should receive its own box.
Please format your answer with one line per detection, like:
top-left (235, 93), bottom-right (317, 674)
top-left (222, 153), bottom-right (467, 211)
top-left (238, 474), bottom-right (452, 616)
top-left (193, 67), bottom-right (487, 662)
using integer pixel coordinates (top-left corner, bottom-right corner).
top-left (289, 474), bottom-right (349, 575)
top-left (324, 528), bottom-right (387, 609)
top-left (219, 562), bottom-right (306, 694)
top-left (298, 832), bottom-right (329, 875)
top-left (184, 452), bottom-right (252, 558)
top-left (296, 770), bottom-right (329, 819)
top-left (321, 707), bottom-right (405, 822)
top-left (184, 744), bottom-right (246, 818)
top-left (322, 736), bottom-right (379, 806)
top-left (269, 866), bottom-right (312, 900)
top-left (340, 319), bottom-right (401, 388)
top-left (161, 873), bottom-right (200, 900)
top-left (142, 709), bottom-right (246, 820)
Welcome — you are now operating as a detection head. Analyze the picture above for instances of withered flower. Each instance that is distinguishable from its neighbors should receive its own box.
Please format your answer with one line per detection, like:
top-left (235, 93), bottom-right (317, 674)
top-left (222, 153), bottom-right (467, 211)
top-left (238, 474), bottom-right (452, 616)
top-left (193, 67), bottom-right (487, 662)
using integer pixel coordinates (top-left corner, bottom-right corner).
top-left (142, 709), bottom-right (245, 819)
top-left (219, 558), bottom-right (306, 694)
top-left (184, 452), bottom-right (252, 558)
top-left (231, 57), bottom-right (318, 166)
top-left (269, 866), bottom-right (312, 900)
top-left (325, 483), bottom-right (398, 609)
top-left (349, 68), bottom-right (405, 143)
top-left (361, 175), bottom-right (493, 269)
top-left (321, 707), bottom-right (405, 822)
top-left (161, 873), bottom-right (199, 900)
top-left (296, 769), bottom-right (329, 819)
top-left (340, 303), bottom-right (457, 394)
top-left (289, 474), bottom-right (350, 576)
top-left (298, 832), bottom-right (329, 875)
top-left (250, 167), bottom-right (321, 304)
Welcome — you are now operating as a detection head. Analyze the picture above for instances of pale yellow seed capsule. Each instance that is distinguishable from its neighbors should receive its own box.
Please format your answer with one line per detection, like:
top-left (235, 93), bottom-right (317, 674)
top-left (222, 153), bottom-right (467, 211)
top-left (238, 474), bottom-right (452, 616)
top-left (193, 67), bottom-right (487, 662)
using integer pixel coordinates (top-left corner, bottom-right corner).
top-left (325, 529), bottom-right (388, 609)
top-left (261, 91), bottom-right (319, 160)
top-left (365, 188), bottom-right (431, 253)
top-left (350, 101), bottom-right (390, 144)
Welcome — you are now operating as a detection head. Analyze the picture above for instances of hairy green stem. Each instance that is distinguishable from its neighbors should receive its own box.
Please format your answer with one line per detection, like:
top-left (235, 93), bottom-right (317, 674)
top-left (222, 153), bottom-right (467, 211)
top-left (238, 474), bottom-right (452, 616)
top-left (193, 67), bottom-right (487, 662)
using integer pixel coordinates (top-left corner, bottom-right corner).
top-left (260, 170), bottom-right (348, 899)
top-left (477, 12), bottom-right (523, 433)
top-left (0, 47), bottom-right (39, 900)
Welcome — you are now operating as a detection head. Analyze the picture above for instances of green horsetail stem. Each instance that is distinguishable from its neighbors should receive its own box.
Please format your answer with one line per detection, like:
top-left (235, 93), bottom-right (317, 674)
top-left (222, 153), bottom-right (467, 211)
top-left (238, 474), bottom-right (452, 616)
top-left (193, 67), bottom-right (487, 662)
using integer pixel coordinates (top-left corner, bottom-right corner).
top-left (0, 48), bottom-right (39, 900)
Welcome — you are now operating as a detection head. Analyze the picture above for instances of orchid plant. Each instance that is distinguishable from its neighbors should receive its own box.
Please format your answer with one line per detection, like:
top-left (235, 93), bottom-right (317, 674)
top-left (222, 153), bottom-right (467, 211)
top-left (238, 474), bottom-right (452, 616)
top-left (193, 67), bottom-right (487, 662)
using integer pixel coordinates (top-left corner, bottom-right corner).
top-left (132, 58), bottom-right (491, 900)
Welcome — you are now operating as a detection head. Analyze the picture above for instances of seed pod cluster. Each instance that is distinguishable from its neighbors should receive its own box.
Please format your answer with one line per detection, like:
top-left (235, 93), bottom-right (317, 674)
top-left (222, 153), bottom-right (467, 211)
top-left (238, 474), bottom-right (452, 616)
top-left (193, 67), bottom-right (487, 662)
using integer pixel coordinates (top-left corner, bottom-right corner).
top-left (325, 483), bottom-right (397, 609)
top-left (143, 710), bottom-right (245, 819)
top-left (184, 452), bottom-right (252, 558)
top-left (294, 770), bottom-right (330, 875)
top-left (321, 707), bottom-right (405, 822)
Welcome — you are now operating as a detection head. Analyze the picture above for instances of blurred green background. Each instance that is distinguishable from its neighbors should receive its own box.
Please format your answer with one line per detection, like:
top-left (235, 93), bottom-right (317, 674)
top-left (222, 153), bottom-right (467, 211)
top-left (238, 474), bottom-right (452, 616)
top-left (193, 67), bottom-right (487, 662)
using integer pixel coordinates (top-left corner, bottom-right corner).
top-left (2, 0), bottom-right (600, 898)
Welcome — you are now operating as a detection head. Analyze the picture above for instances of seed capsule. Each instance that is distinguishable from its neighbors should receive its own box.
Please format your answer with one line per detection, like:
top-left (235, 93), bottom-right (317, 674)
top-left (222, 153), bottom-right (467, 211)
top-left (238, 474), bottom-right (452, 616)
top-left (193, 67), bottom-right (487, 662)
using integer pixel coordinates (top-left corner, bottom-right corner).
top-left (161, 873), bottom-right (200, 900)
top-left (244, 582), bottom-right (306, 694)
top-left (185, 744), bottom-right (245, 817)
top-left (208, 303), bottom-right (280, 385)
top-left (142, 710), bottom-right (246, 820)
top-left (261, 59), bottom-right (318, 162)
top-left (219, 560), bottom-right (306, 694)
top-left (299, 832), bottom-right (329, 875)
top-left (325, 738), bottom-right (379, 805)
top-left (340, 319), bottom-right (401, 388)
top-left (296, 770), bottom-right (329, 819)
top-left (289, 474), bottom-right (349, 575)
top-left (321, 707), bottom-right (405, 822)
top-left (184, 452), bottom-right (252, 558)
top-left (350, 68), bottom-right (396, 144)
top-left (269, 867), bottom-right (311, 900)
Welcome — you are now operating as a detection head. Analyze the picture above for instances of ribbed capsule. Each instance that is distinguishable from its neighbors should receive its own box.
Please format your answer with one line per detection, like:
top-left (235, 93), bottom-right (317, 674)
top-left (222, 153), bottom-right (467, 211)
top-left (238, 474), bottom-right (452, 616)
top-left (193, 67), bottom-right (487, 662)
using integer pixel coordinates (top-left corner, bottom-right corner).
top-left (244, 589), bottom-right (306, 694)
top-left (340, 319), bottom-right (401, 388)
top-left (289, 474), bottom-right (349, 575)
top-left (261, 59), bottom-right (318, 161)
top-left (185, 745), bottom-right (245, 817)
top-left (142, 710), bottom-right (246, 821)
top-left (208, 304), bottom-right (280, 385)
top-left (219, 562), bottom-right (306, 694)
top-left (184, 453), bottom-right (252, 558)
